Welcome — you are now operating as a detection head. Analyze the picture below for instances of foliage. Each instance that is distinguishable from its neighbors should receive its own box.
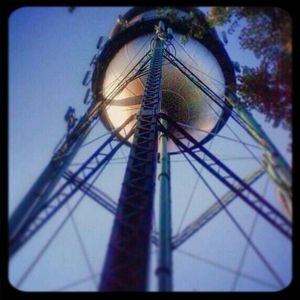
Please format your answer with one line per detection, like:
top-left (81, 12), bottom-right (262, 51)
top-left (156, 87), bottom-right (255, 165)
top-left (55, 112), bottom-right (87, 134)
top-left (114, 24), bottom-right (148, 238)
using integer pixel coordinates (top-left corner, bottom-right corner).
top-left (156, 7), bottom-right (292, 132)
top-left (207, 7), bottom-right (292, 131)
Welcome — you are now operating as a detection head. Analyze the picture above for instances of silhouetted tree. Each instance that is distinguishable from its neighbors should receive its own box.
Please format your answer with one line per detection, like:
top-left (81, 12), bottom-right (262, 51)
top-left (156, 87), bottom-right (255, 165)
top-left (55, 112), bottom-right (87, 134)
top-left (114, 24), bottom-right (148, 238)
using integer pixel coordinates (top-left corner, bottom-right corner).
top-left (208, 7), bottom-right (292, 131)
top-left (157, 7), bottom-right (292, 134)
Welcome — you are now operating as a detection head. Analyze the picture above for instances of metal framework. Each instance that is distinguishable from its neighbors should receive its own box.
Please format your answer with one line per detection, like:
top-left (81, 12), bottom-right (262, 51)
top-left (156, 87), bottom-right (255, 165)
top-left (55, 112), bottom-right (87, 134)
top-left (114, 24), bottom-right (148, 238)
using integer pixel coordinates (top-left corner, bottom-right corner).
top-left (172, 167), bottom-right (265, 249)
top-left (9, 121), bottom-right (92, 250)
top-left (226, 92), bottom-right (292, 217)
top-left (9, 14), bottom-right (292, 292)
top-left (99, 32), bottom-right (165, 291)
top-left (63, 170), bottom-right (161, 246)
top-left (9, 41), bottom-right (154, 258)
top-left (64, 166), bottom-right (266, 251)
top-left (159, 113), bottom-right (292, 240)
top-left (156, 118), bottom-right (172, 291)
top-left (58, 166), bottom-right (268, 252)
top-left (164, 49), bottom-right (292, 219)
top-left (9, 116), bottom-right (135, 256)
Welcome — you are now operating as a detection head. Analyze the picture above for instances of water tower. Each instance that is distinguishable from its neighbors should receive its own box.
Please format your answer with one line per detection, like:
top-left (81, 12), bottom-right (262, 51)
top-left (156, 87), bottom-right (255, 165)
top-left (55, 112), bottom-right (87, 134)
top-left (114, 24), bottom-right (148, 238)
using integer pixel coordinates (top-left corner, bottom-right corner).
top-left (9, 7), bottom-right (292, 292)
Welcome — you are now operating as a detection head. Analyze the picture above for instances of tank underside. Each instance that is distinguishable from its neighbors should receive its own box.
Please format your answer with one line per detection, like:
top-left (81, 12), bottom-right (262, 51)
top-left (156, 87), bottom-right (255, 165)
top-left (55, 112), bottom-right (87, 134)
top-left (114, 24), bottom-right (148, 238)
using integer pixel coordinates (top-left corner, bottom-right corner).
top-left (91, 7), bottom-right (236, 154)
top-left (100, 34), bottom-right (226, 153)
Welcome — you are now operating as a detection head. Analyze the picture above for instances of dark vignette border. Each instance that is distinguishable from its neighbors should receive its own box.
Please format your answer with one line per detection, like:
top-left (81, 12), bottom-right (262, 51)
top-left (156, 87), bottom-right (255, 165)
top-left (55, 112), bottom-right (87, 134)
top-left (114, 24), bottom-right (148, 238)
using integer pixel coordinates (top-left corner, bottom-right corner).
top-left (0, 1), bottom-right (297, 300)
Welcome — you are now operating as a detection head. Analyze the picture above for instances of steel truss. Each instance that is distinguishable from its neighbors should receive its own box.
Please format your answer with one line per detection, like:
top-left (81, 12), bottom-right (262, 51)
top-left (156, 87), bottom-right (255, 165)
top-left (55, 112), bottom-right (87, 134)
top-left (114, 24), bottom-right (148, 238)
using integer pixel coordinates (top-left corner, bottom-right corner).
top-left (9, 116), bottom-right (135, 257)
top-left (158, 113), bottom-right (292, 240)
top-left (99, 36), bottom-right (165, 291)
top-left (172, 167), bottom-right (265, 249)
top-left (62, 169), bottom-right (160, 246)
top-left (164, 49), bottom-right (292, 218)
top-left (10, 25), bottom-right (292, 293)
top-left (63, 166), bottom-right (266, 251)
top-left (9, 47), bottom-right (154, 257)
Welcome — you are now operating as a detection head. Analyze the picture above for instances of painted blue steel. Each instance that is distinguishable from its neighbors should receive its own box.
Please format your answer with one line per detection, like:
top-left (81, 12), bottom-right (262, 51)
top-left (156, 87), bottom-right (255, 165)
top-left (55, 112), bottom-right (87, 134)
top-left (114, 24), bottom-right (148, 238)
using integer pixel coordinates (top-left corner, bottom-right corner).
top-left (91, 50), bottom-right (152, 120)
top-left (99, 37), bottom-right (164, 292)
top-left (9, 48), bottom-right (153, 258)
top-left (172, 168), bottom-right (265, 249)
top-left (10, 132), bottom-right (133, 257)
top-left (163, 50), bottom-right (252, 137)
top-left (165, 49), bottom-right (291, 217)
top-left (63, 169), bottom-right (118, 215)
top-left (82, 70), bottom-right (91, 86)
top-left (93, 7), bottom-right (236, 151)
top-left (9, 119), bottom-right (92, 250)
top-left (164, 49), bottom-right (232, 112)
top-left (96, 36), bottom-right (104, 50)
top-left (63, 170), bottom-right (160, 247)
top-left (179, 149), bottom-right (286, 288)
top-left (159, 114), bottom-right (292, 240)
top-left (9, 116), bottom-right (135, 257)
top-left (228, 92), bottom-right (291, 181)
top-left (91, 48), bottom-right (151, 109)
top-left (165, 50), bottom-right (287, 165)
top-left (66, 166), bottom-right (263, 252)
top-left (157, 118), bottom-right (172, 291)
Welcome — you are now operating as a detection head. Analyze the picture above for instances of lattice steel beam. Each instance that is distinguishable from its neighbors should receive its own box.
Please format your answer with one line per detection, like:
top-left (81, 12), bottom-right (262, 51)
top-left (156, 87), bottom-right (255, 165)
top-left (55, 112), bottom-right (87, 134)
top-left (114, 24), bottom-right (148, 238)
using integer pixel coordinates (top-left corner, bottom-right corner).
top-left (164, 49), bottom-right (292, 219)
top-left (99, 34), bottom-right (165, 291)
top-left (9, 116), bottom-right (135, 257)
top-left (63, 169), bottom-right (117, 214)
top-left (172, 167), bottom-right (265, 249)
top-left (9, 48), bottom-right (153, 257)
top-left (9, 123), bottom-right (92, 251)
top-left (159, 114), bottom-right (292, 240)
top-left (63, 170), bottom-right (160, 246)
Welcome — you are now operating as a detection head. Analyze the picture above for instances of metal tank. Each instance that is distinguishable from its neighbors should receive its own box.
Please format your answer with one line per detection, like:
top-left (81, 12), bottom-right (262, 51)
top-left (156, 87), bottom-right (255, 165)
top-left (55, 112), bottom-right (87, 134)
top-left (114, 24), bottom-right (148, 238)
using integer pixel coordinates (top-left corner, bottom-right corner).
top-left (91, 7), bottom-right (236, 153)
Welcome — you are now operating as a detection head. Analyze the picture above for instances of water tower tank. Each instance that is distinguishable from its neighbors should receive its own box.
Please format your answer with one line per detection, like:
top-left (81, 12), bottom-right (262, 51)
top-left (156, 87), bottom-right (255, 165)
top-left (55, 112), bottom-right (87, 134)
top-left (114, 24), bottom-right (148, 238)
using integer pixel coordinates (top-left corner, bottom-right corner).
top-left (91, 7), bottom-right (236, 153)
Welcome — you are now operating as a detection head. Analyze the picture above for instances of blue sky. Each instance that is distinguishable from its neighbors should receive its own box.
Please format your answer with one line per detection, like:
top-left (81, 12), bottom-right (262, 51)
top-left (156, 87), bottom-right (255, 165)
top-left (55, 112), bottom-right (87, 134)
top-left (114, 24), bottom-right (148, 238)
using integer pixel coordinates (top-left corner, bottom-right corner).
top-left (9, 7), bottom-right (292, 292)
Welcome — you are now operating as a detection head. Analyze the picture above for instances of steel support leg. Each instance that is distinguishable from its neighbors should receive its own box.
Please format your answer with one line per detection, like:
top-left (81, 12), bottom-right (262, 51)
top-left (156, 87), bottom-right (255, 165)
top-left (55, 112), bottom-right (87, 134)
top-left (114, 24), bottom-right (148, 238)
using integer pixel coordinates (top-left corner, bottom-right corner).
top-left (159, 114), bottom-right (291, 239)
top-left (9, 124), bottom-right (91, 250)
top-left (99, 36), bottom-right (165, 291)
top-left (227, 92), bottom-right (292, 219)
top-left (156, 118), bottom-right (172, 291)
top-left (9, 117), bottom-right (135, 257)
top-left (164, 49), bottom-right (291, 219)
